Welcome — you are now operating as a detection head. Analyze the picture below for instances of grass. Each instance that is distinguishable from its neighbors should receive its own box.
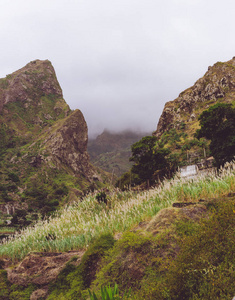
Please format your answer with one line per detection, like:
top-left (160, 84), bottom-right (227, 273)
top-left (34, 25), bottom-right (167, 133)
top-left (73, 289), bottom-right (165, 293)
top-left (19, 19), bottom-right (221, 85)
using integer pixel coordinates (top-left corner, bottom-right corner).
top-left (0, 161), bottom-right (234, 261)
top-left (0, 227), bottom-right (16, 234)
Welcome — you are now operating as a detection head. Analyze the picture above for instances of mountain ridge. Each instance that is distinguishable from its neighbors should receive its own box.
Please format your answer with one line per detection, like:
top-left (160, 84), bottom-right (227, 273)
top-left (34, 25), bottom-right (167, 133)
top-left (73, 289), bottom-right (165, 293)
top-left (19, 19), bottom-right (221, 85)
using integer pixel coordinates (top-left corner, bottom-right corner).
top-left (0, 59), bottom-right (106, 221)
top-left (88, 129), bottom-right (150, 177)
top-left (154, 57), bottom-right (235, 138)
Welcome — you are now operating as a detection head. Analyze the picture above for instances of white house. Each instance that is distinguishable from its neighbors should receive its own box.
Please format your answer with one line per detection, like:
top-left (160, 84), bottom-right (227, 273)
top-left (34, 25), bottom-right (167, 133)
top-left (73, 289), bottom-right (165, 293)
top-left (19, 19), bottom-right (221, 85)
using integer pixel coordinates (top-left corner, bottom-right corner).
top-left (180, 164), bottom-right (198, 178)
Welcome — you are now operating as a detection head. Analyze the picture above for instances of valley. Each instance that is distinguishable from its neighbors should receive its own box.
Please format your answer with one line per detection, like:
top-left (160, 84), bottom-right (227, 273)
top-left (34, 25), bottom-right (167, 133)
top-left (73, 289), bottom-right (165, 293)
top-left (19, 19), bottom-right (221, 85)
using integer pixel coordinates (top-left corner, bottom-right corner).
top-left (0, 56), bottom-right (234, 299)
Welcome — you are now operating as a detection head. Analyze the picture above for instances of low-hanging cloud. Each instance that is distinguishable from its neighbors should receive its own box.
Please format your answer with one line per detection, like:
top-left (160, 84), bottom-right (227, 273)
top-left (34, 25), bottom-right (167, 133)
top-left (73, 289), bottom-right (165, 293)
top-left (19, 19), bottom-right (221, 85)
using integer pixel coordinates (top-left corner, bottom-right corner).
top-left (1, 0), bottom-right (235, 137)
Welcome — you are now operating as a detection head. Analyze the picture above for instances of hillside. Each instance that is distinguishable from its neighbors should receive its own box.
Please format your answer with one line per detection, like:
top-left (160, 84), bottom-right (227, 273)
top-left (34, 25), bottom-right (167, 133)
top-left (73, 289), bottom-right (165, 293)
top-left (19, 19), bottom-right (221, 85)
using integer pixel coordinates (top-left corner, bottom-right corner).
top-left (0, 57), bottom-right (234, 300)
top-left (0, 161), bottom-right (234, 299)
top-left (88, 130), bottom-right (149, 177)
top-left (153, 56), bottom-right (235, 166)
top-left (0, 60), bottom-right (107, 226)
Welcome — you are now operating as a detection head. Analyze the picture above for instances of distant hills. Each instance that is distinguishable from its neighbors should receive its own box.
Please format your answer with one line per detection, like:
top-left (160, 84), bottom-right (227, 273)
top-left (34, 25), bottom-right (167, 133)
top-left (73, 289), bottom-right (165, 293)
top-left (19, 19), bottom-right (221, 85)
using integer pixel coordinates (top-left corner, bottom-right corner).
top-left (88, 130), bottom-right (150, 178)
top-left (88, 57), bottom-right (235, 184)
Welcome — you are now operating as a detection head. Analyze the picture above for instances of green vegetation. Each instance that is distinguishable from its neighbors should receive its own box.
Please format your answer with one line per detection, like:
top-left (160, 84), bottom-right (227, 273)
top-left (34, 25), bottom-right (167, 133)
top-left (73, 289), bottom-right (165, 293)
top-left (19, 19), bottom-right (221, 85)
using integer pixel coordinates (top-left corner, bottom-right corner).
top-left (0, 78), bottom-right (9, 89)
top-left (0, 162), bottom-right (71, 227)
top-left (162, 198), bottom-right (235, 300)
top-left (88, 283), bottom-right (131, 300)
top-left (121, 103), bottom-right (234, 189)
top-left (196, 103), bottom-right (235, 167)
top-left (1, 161), bottom-right (234, 261)
top-left (47, 234), bottom-right (115, 299)
top-left (130, 136), bottom-right (170, 185)
top-left (45, 190), bottom-right (235, 299)
top-left (0, 269), bottom-right (36, 300)
top-left (96, 191), bottom-right (108, 205)
top-left (0, 162), bottom-right (234, 299)
top-left (0, 123), bottom-right (22, 157)
top-left (123, 132), bottom-right (209, 188)
top-left (1, 59), bottom-right (235, 299)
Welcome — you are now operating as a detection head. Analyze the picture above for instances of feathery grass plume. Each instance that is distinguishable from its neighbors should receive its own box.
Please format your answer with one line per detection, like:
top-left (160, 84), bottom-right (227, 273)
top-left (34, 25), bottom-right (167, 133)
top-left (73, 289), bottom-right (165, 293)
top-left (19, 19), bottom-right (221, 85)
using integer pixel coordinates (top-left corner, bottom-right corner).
top-left (0, 161), bottom-right (234, 260)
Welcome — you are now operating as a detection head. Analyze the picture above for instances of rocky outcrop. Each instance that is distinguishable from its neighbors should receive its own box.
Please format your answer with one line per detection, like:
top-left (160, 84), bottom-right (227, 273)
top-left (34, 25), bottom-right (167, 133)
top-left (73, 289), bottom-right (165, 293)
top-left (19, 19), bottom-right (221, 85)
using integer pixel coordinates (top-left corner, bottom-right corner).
top-left (0, 59), bottom-right (68, 110)
top-left (0, 60), bottom-right (105, 213)
top-left (4, 200), bottom-right (210, 299)
top-left (154, 57), bottom-right (235, 137)
top-left (0, 60), bottom-right (99, 180)
top-left (0, 59), bottom-right (70, 133)
top-left (41, 109), bottom-right (98, 180)
top-left (7, 250), bottom-right (85, 299)
top-left (0, 202), bottom-right (27, 216)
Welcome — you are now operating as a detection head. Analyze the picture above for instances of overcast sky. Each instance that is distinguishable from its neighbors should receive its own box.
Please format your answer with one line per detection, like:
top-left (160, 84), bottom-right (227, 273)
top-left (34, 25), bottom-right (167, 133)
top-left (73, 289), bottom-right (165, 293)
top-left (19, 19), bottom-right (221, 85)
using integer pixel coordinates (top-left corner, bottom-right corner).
top-left (0, 0), bottom-right (235, 138)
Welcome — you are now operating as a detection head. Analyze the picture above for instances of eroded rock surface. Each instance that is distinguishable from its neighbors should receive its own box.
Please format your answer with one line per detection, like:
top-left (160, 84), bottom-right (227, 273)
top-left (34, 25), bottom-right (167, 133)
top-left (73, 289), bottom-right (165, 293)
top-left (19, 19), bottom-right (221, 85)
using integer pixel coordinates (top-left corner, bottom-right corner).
top-left (0, 59), bottom-right (70, 118)
top-left (154, 57), bottom-right (235, 137)
top-left (0, 59), bottom-right (103, 196)
top-left (7, 251), bottom-right (85, 287)
top-left (40, 109), bottom-right (98, 179)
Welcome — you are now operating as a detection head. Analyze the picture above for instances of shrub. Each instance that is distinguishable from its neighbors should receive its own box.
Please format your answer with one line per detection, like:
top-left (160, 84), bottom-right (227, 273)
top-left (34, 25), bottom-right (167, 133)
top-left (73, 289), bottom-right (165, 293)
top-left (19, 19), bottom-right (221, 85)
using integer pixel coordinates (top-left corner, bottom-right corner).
top-left (163, 197), bottom-right (235, 300)
top-left (88, 283), bottom-right (131, 300)
top-left (96, 191), bottom-right (108, 205)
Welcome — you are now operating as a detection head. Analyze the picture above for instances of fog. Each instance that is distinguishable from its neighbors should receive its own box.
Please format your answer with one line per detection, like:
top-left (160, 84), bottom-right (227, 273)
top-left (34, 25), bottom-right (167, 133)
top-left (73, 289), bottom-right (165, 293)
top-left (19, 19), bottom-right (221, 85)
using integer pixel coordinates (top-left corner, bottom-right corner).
top-left (1, 0), bottom-right (235, 137)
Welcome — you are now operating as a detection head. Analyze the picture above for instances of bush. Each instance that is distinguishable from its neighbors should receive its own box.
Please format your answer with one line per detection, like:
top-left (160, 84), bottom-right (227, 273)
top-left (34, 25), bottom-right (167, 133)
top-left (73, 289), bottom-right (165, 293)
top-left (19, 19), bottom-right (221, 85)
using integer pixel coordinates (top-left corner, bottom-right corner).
top-left (162, 198), bottom-right (235, 300)
top-left (96, 191), bottom-right (108, 205)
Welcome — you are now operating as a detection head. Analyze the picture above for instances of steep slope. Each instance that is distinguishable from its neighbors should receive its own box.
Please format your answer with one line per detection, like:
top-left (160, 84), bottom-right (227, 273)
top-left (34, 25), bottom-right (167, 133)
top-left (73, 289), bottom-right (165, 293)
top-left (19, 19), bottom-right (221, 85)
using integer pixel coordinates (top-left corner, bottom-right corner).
top-left (1, 179), bottom-right (234, 299)
top-left (153, 56), bottom-right (235, 165)
top-left (0, 60), bottom-right (104, 222)
top-left (0, 59), bottom-right (70, 135)
top-left (88, 130), bottom-right (149, 177)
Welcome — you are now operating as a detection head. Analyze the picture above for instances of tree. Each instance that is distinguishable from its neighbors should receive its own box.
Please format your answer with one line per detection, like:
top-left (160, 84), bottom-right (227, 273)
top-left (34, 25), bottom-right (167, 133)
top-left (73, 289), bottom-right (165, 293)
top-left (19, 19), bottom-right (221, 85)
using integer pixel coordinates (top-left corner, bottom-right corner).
top-left (130, 136), bottom-right (170, 185)
top-left (195, 103), bottom-right (235, 167)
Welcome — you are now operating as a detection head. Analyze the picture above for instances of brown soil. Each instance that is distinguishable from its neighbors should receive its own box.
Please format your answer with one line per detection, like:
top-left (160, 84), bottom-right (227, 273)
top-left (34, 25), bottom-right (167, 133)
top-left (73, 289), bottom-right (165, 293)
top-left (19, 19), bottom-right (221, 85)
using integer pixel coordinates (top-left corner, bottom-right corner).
top-left (7, 250), bottom-right (85, 287)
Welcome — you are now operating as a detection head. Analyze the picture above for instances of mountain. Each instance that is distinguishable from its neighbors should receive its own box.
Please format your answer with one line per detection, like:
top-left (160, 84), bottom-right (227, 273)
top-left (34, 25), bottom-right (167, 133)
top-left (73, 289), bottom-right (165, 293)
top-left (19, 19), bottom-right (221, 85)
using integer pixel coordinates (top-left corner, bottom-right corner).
top-left (88, 130), bottom-right (150, 177)
top-left (0, 60), bottom-right (106, 221)
top-left (0, 57), bottom-right (234, 300)
top-left (153, 56), bottom-right (235, 165)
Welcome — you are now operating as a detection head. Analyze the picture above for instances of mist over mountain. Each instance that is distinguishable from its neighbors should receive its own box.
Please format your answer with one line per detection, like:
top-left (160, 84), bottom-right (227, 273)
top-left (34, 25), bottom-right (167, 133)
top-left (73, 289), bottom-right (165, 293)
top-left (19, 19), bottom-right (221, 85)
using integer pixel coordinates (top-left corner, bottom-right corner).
top-left (2, 1), bottom-right (235, 139)
top-left (0, 60), bottom-right (107, 221)
top-left (0, 55), bottom-right (234, 300)
top-left (88, 129), bottom-right (150, 177)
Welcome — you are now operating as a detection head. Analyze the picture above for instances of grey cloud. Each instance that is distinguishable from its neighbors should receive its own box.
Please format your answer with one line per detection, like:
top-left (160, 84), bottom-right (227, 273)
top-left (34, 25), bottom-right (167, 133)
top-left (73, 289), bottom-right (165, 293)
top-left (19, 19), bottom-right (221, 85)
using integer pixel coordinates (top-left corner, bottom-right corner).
top-left (1, 0), bottom-right (235, 137)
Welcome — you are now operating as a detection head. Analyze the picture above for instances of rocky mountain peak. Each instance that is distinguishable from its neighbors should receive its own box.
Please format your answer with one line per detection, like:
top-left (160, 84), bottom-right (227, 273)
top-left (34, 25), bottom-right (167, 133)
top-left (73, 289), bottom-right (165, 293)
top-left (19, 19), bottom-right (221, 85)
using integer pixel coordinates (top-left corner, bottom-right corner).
top-left (0, 59), bottom-right (71, 140)
top-left (0, 60), bottom-right (104, 206)
top-left (0, 59), bottom-right (65, 112)
top-left (154, 56), bottom-right (235, 137)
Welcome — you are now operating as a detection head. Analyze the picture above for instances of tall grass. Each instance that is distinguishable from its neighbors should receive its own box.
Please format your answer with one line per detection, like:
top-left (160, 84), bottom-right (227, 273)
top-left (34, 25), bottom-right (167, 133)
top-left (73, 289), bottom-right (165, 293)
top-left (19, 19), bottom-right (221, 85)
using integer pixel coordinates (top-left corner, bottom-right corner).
top-left (1, 161), bottom-right (234, 260)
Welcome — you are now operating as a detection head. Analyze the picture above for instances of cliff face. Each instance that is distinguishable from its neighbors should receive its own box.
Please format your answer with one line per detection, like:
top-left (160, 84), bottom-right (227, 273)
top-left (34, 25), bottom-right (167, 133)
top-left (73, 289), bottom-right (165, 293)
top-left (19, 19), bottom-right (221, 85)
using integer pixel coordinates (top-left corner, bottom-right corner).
top-left (154, 57), bottom-right (235, 137)
top-left (0, 59), bottom-right (98, 180)
top-left (40, 109), bottom-right (95, 178)
top-left (0, 60), bottom-right (61, 104)
top-left (0, 60), bottom-right (103, 218)
top-left (0, 60), bottom-right (71, 135)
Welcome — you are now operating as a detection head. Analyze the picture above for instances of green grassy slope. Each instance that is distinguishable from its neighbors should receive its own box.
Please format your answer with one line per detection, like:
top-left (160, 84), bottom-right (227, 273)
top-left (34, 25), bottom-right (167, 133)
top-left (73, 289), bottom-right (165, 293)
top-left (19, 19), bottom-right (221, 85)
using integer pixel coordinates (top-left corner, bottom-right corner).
top-left (0, 161), bottom-right (234, 299)
top-left (0, 162), bottom-right (234, 299)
